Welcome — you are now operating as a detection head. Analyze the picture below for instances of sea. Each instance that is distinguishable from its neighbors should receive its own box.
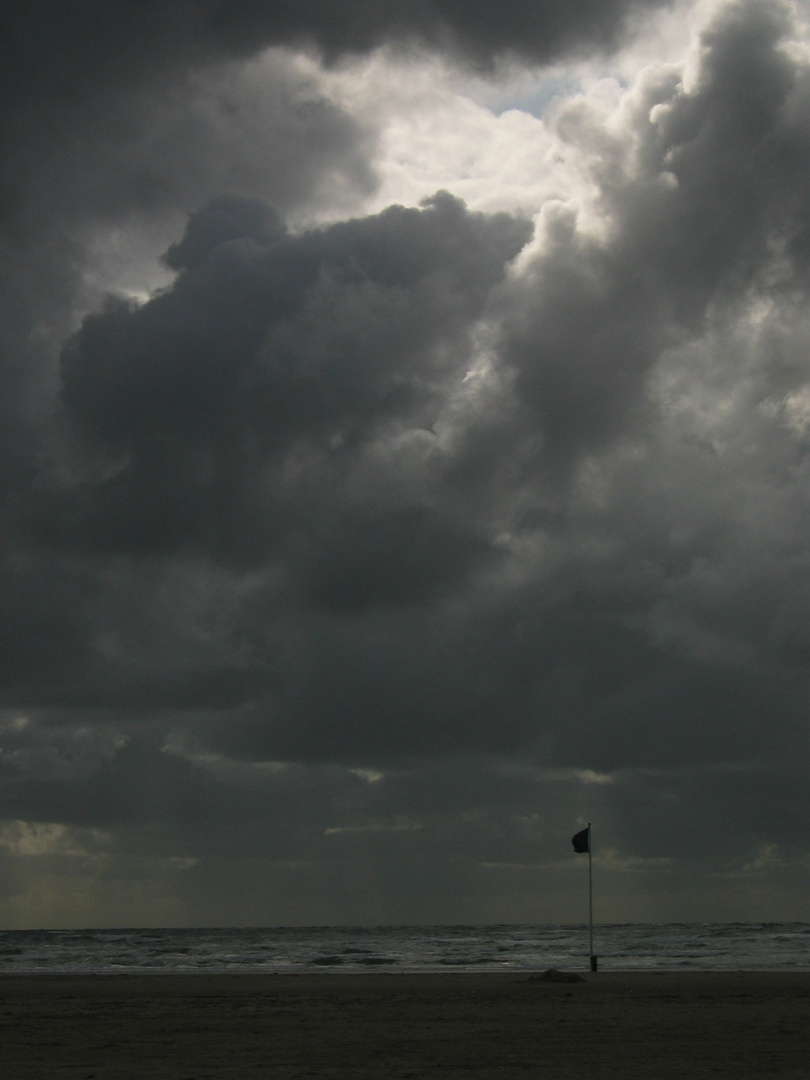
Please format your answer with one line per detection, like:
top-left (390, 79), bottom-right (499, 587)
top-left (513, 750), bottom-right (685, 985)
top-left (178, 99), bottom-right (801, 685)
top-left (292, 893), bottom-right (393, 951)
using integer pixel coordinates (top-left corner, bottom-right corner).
top-left (0, 923), bottom-right (807, 974)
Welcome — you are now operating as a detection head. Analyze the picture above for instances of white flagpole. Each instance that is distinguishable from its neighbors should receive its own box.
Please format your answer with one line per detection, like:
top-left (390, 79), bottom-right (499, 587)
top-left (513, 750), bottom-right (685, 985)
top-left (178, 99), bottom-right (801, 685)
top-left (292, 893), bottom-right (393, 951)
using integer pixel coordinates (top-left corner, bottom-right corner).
top-left (588, 823), bottom-right (596, 972)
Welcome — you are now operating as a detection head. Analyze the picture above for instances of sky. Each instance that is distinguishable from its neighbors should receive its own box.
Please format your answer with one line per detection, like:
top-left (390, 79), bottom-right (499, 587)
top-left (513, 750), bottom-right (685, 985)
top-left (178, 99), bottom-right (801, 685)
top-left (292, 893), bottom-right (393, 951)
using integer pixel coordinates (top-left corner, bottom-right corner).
top-left (1, 0), bottom-right (810, 929)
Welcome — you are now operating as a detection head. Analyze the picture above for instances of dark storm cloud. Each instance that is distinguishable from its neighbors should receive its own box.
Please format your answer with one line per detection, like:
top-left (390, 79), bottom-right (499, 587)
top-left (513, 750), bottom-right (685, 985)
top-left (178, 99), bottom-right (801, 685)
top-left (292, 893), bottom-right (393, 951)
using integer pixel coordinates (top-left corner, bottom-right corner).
top-left (0, 0), bottom-right (669, 470)
top-left (0, 3), bottom-right (379, 597)
top-left (9, 0), bottom-right (810, 757)
top-left (195, 0), bottom-right (810, 777)
top-left (4, 0), bottom-right (810, 925)
top-left (3, 192), bottom-right (531, 729)
top-left (1, 0), bottom-right (671, 113)
top-left (198, 0), bottom-right (674, 66)
top-left (205, 579), bottom-right (807, 774)
top-left (46, 193), bottom-right (529, 578)
top-left (0, 0), bottom-right (667, 535)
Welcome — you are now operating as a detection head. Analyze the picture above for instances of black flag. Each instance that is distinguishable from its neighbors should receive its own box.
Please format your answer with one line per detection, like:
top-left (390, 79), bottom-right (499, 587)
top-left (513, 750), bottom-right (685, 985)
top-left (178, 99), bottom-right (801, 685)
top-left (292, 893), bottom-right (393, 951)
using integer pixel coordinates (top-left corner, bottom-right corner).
top-left (572, 827), bottom-right (590, 853)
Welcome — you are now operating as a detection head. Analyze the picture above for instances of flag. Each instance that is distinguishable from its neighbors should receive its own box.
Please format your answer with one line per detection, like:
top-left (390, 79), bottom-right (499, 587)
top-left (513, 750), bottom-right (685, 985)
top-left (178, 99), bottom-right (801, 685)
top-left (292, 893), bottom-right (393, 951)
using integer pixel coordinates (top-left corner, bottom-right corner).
top-left (572, 827), bottom-right (590, 853)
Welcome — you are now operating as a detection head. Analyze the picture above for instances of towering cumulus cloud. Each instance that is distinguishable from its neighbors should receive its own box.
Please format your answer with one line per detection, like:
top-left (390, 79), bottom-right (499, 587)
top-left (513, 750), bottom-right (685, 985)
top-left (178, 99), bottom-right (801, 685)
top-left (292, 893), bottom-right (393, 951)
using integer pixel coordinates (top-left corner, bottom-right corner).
top-left (54, 193), bottom-right (529, 575)
top-left (1, 0), bottom-right (809, 927)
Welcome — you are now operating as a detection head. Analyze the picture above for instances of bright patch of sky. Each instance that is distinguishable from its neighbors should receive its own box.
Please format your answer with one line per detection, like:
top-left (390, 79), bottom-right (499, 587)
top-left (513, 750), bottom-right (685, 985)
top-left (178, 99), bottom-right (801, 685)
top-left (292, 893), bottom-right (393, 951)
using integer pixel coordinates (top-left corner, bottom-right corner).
top-left (80, 1), bottom-right (710, 305)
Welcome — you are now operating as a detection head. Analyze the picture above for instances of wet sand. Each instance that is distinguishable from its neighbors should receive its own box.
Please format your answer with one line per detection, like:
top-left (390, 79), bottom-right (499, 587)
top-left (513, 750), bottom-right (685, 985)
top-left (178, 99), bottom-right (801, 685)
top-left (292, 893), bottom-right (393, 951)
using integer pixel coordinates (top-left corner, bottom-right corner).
top-left (1, 970), bottom-right (808, 1078)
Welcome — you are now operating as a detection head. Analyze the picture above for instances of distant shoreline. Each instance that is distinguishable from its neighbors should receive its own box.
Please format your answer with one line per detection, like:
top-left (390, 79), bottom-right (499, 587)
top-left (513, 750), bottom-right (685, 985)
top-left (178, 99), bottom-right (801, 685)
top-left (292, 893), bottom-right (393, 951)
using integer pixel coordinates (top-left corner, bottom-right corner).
top-left (3, 971), bottom-right (809, 1078)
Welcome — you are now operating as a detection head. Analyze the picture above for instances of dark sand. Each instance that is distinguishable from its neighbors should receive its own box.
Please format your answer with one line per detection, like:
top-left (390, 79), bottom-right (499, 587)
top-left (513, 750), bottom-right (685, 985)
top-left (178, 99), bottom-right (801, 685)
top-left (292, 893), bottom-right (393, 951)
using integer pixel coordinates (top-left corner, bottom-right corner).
top-left (1, 971), bottom-right (808, 1078)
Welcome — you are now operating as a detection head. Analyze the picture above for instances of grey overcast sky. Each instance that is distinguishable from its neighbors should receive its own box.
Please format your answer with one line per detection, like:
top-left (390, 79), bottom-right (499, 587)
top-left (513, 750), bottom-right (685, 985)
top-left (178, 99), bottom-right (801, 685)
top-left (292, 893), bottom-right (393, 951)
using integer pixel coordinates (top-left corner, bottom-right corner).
top-left (2, 0), bottom-right (810, 928)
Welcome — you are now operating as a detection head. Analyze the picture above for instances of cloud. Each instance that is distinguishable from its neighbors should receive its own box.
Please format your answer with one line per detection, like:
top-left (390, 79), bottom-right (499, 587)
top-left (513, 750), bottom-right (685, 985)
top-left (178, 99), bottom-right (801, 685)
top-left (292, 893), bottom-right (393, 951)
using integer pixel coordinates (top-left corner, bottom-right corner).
top-left (497, 0), bottom-right (810, 464)
top-left (46, 192), bottom-right (530, 576)
top-left (3, 0), bottom-right (810, 927)
top-left (2, 1), bottom-right (673, 110)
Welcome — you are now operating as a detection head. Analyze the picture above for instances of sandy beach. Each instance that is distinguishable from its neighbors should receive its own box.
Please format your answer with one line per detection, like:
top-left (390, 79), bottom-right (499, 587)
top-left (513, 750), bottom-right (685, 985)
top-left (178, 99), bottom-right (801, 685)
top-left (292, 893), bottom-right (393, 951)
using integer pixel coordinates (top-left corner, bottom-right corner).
top-left (1, 970), bottom-right (808, 1078)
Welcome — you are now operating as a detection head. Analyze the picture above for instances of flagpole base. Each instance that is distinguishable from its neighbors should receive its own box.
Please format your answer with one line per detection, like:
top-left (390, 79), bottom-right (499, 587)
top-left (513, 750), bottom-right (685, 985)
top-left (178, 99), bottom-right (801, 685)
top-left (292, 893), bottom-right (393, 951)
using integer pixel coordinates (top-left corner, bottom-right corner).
top-left (590, 955), bottom-right (598, 973)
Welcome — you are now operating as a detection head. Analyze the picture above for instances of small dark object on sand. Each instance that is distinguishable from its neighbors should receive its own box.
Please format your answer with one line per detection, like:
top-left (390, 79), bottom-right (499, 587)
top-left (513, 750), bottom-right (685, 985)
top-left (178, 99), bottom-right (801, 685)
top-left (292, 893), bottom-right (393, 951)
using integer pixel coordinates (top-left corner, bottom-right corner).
top-left (531, 969), bottom-right (586, 984)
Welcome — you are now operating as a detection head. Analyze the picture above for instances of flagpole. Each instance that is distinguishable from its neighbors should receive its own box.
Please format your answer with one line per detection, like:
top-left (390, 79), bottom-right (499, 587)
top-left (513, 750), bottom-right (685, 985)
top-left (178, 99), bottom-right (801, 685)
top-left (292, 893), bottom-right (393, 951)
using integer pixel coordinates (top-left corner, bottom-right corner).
top-left (571, 823), bottom-right (597, 972)
top-left (588, 823), bottom-right (597, 972)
